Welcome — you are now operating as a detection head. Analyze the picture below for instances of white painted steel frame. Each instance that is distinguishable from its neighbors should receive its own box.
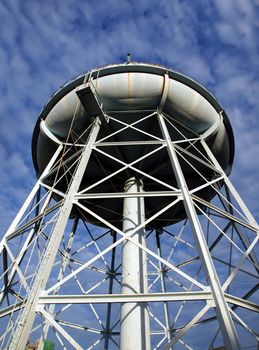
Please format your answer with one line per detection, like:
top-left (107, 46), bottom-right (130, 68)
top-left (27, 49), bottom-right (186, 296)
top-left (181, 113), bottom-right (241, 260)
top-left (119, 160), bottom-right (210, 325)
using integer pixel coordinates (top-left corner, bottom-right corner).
top-left (0, 144), bottom-right (63, 255)
top-left (0, 104), bottom-right (258, 349)
top-left (157, 112), bottom-right (241, 350)
top-left (8, 117), bottom-right (101, 350)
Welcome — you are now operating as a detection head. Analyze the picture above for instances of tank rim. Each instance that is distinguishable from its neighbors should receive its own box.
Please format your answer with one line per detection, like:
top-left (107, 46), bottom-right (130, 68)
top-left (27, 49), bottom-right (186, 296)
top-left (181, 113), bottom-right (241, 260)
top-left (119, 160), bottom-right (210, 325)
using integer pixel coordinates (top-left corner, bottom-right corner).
top-left (31, 62), bottom-right (235, 175)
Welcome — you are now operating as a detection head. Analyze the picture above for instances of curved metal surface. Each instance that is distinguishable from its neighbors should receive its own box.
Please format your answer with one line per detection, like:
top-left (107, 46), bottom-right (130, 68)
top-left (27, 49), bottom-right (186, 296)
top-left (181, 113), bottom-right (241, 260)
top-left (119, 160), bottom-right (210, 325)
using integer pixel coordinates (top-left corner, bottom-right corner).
top-left (31, 62), bottom-right (235, 227)
top-left (32, 63), bottom-right (234, 172)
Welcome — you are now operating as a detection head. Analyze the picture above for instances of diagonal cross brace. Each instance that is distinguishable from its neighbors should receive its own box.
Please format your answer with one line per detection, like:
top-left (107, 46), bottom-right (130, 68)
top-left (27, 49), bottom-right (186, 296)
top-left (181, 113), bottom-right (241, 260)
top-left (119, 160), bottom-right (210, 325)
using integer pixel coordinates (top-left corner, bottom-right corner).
top-left (9, 118), bottom-right (101, 350)
top-left (158, 112), bottom-right (241, 350)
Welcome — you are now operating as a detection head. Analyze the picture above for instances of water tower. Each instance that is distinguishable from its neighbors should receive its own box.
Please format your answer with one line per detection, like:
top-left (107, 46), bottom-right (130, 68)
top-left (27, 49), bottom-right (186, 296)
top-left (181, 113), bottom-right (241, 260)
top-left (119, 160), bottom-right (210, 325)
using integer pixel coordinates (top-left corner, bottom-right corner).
top-left (0, 62), bottom-right (258, 350)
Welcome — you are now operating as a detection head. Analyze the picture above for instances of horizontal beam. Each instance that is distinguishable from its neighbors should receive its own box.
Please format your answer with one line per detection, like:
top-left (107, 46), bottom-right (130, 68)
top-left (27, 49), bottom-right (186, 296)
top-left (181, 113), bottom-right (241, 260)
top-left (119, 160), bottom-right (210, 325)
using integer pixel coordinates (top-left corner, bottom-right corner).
top-left (4, 294), bottom-right (255, 318)
top-left (94, 140), bottom-right (165, 146)
top-left (0, 301), bottom-right (24, 318)
top-left (39, 291), bottom-right (213, 304)
top-left (41, 149), bottom-right (83, 182)
top-left (6, 201), bottom-right (62, 240)
top-left (225, 293), bottom-right (259, 313)
top-left (192, 194), bottom-right (258, 232)
top-left (75, 190), bottom-right (181, 200)
top-left (174, 143), bottom-right (221, 174)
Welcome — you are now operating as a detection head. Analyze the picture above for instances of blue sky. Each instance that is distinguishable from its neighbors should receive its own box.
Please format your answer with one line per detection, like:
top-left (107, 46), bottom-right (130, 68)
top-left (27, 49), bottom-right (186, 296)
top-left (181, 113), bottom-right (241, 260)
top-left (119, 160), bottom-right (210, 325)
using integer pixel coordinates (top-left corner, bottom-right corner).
top-left (0, 0), bottom-right (258, 244)
top-left (0, 1), bottom-right (258, 349)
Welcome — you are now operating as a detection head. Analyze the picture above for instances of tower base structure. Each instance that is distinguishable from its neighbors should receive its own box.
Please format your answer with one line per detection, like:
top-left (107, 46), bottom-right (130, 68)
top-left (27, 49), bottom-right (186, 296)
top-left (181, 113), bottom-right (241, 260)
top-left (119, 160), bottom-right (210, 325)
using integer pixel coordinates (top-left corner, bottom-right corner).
top-left (0, 68), bottom-right (258, 350)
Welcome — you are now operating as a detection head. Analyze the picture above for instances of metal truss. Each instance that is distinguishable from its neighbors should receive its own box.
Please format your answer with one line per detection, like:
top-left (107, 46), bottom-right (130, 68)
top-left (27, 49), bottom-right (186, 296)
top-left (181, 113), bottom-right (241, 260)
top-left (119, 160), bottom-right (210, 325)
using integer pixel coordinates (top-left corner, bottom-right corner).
top-left (0, 88), bottom-right (258, 350)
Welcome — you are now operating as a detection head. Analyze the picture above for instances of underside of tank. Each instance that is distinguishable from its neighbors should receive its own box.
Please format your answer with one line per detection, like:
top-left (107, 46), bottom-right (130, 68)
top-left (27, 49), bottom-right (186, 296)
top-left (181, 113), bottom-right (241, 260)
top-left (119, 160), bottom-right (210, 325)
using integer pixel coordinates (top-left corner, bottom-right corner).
top-left (32, 63), bottom-right (234, 228)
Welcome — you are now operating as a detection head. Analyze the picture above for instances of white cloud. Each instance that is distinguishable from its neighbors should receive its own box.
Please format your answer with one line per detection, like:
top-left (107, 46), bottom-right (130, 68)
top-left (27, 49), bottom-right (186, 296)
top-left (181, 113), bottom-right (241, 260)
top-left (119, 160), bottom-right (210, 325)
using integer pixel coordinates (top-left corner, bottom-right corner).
top-left (215, 23), bottom-right (240, 46)
top-left (214, 0), bottom-right (258, 51)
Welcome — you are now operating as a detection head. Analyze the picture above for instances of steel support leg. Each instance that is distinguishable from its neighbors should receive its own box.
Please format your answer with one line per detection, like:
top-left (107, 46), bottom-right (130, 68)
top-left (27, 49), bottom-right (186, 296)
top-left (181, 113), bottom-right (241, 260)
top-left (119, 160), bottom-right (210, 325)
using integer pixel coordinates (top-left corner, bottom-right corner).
top-left (120, 177), bottom-right (151, 350)
top-left (9, 118), bottom-right (101, 350)
top-left (158, 113), bottom-right (240, 350)
top-left (38, 216), bottom-right (79, 350)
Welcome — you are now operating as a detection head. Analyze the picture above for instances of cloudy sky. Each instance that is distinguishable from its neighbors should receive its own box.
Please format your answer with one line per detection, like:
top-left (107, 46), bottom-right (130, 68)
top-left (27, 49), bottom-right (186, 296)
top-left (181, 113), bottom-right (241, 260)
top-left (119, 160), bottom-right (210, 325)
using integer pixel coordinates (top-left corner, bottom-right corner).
top-left (0, 0), bottom-right (258, 236)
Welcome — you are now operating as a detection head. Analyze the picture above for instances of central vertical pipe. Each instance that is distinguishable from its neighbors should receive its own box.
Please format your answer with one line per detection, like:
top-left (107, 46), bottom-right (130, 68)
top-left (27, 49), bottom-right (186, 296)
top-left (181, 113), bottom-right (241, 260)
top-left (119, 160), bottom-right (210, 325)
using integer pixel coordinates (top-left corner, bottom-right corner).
top-left (120, 177), bottom-right (151, 350)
